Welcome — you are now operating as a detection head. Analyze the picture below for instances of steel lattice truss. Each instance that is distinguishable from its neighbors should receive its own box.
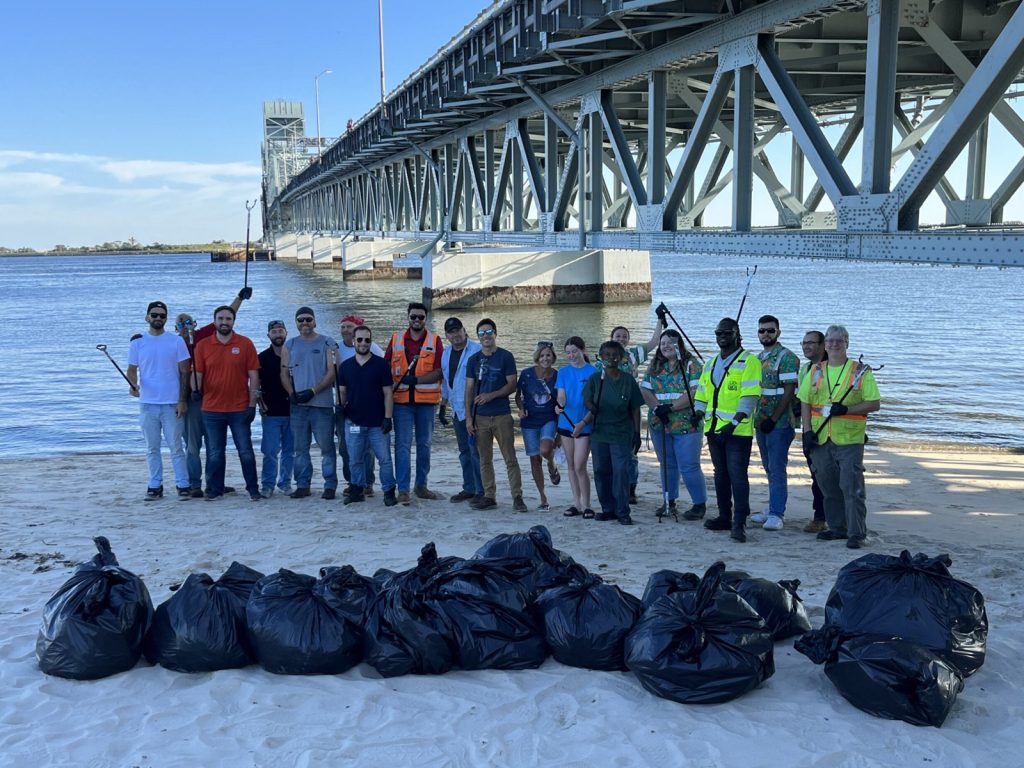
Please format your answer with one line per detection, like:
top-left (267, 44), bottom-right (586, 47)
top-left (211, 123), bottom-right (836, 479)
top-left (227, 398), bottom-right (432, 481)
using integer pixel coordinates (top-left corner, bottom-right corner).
top-left (266, 0), bottom-right (1024, 267)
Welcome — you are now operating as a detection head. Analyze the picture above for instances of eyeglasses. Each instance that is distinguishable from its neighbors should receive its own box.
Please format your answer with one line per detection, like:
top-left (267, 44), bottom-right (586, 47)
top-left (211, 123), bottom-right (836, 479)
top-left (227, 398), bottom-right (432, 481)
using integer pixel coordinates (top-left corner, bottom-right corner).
top-left (477, 329), bottom-right (496, 337)
top-left (149, 313), bottom-right (167, 319)
top-left (825, 338), bottom-right (846, 345)
top-left (757, 328), bottom-right (778, 334)
top-left (296, 317), bottom-right (314, 323)
top-left (409, 314), bottom-right (426, 320)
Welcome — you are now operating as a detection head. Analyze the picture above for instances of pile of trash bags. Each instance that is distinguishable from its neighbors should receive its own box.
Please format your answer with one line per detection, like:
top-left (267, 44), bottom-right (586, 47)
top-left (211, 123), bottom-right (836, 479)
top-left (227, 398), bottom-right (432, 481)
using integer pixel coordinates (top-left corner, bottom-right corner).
top-left (795, 550), bottom-right (987, 727)
top-left (35, 533), bottom-right (986, 725)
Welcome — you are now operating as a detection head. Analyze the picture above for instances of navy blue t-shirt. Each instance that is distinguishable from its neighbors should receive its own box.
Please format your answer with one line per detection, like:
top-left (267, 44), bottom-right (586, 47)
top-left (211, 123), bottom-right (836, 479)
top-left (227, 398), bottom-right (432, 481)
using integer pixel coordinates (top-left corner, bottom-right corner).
top-left (517, 366), bottom-right (558, 428)
top-left (337, 355), bottom-right (392, 427)
top-left (465, 347), bottom-right (517, 417)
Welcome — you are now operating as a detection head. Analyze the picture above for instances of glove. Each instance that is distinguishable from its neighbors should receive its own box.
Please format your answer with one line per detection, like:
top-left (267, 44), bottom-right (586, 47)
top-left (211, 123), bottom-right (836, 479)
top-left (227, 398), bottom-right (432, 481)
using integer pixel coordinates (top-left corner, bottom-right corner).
top-left (830, 403), bottom-right (848, 417)
top-left (802, 430), bottom-right (816, 455)
top-left (381, 417), bottom-right (393, 435)
top-left (400, 372), bottom-right (417, 387)
top-left (654, 403), bottom-right (673, 425)
top-left (718, 422), bottom-right (737, 440)
top-left (438, 404), bottom-right (449, 426)
top-left (190, 390), bottom-right (203, 402)
top-left (758, 417), bottom-right (776, 434)
top-left (289, 391), bottom-right (299, 405)
top-left (238, 287), bottom-right (253, 300)
top-left (631, 431), bottom-right (642, 455)
top-left (243, 407), bottom-right (256, 426)
top-left (655, 301), bottom-right (668, 323)
top-left (295, 389), bottom-right (315, 404)
top-left (689, 412), bottom-right (703, 430)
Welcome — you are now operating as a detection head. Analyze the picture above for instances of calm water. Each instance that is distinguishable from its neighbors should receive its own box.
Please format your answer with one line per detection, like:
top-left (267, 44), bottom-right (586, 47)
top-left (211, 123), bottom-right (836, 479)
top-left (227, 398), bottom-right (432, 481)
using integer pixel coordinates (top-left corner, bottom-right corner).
top-left (0, 251), bottom-right (1021, 457)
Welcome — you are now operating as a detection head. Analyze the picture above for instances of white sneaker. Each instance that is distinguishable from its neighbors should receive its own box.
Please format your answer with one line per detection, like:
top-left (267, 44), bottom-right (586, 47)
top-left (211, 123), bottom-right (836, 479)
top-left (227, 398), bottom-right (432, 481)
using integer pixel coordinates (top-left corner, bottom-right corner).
top-left (763, 515), bottom-right (784, 531)
top-left (750, 511), bottom-right (768, 524)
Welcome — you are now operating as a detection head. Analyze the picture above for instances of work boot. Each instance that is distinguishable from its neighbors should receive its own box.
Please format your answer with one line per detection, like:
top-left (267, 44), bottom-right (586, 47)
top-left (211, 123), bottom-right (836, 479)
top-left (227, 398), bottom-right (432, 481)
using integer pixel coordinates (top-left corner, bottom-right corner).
top-left (682, 502), bottom-right (706, 521)
top-left (803, 519), bottom-right (827, 533)
top-left (396, 490), bottom-right (412, 505)
top-left (450, 490), bottom-right (476, 503)
top-left (322, 488), bottom-right (336, 500)
top-left (414, 485), bottom-right (442, 500)
top-left (383, 488), bottom-right (398, 507)
top-left (290, 487), bottom-right (311, 499)
top-left (363, 485), bottom-right (375, 497)
top-left (343, 487), bottom-right (365, 506)
top-left (470, 496), bottom-right (497, 510)
top-left (704, 515), bottom-right (732, 531)
top-left (512, 495), bottom-right (528, 513)
top-left (145, 486), bottom-right (164, 501)
top-left (730, 525), bottom-right (747, 543)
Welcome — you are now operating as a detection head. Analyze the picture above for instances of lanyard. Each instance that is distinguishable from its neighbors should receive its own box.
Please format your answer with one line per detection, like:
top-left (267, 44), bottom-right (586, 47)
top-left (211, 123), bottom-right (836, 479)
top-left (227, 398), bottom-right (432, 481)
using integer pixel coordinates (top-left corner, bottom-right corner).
top-left (824, 361), bottom-right (850, 403)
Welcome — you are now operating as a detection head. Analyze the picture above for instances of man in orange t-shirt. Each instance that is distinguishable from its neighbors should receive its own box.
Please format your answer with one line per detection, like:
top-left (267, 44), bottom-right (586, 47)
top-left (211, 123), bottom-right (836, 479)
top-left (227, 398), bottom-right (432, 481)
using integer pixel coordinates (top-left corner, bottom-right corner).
top-left (194, 304), bottom-right (261, 501)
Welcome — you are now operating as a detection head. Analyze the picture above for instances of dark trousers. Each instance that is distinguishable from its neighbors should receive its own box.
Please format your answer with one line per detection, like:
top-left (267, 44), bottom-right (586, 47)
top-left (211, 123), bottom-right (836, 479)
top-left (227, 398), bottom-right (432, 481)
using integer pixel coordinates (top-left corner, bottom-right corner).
top-left (809, 454), bottom-right (825, 520)
top-left (591, 440), bottom-right (632, 519)
top-left (707, 433), bottom-right (753, 526)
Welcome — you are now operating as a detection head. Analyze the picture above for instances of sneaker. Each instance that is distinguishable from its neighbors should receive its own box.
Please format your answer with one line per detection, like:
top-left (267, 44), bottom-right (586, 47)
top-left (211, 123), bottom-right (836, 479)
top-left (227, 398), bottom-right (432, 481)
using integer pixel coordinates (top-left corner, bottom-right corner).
top-left (396, 490), bottom-right (412, 505)
top-left (730, 527), bottom-right (747, 543)
top-left (414, 485), bottom-right (442, 500)
top-left (205, 493), bottom-right (222, 501)
top-left (846, 536), bottom-right (866, 549)
top-left (224, 486), bottom-right (237, 495)
top-left (803, 519), bottom-right (827, 533)
top-left (190, 488), bottom-right (205, 499)
top-left (512, 495), bottom-right (528, 513)
top-left (260, 487), bottom-right (274, 499)
top-left (817, 530), bottom-right (848, 541)
top-left (450, 490), bottom-right (477, 503)
top-left (763, 515), bottom-right (784, 531)
top-left (176, 487), bottom-right (191, 499)
top-left (145, 486), bottom-right (164, 500)
top-left (322, 488), bottom-right (336, 500)
top-left (619, 515), bottom-right (634, 526)
top-left (537, 502), bottom-right (551, 512)
top-left (278, 485), bottom-right (293, 496)
top-left (383, 488), bottom-right (398, 507)
top-left (471, 497), bottom-right (497, 510)
top-left (290, 487), bottom-right (311, 499)
top-left (594, 511), bottom-right (617, 522)
top-left (704, 516), bottom-right (732, 531)
top-left (249, 492), bottom-right (262, 502)
top-left (682, 503), bottom-right (706, 521)
top-left (750, 511), bottom-right (768, 524)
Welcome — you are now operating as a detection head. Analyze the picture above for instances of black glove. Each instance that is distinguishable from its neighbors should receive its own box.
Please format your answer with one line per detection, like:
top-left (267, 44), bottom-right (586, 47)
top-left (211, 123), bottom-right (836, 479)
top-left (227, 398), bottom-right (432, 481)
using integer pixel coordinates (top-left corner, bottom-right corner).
top-left (689, 412), bottom-right (703, 430)
top-left (400, 372), bottom-right (417, 387)
top-left (718, 422), bottom-right (737, 440)
top-left (295, 389), bottom-right (315, 404)
top-left (631, 431), bottom-right (642, 455)
top-left (654, 403), bottom-right (673, 425)
top-left (802, 430), bottom-right (816, 455)
top-left (830, 403), bottom-right (849, 417)
top-left (438, 404), bottom-right (449, 426)
top-left (758, 417), bottom-right (776, 434)
top-left (655, 301), bottom-right (668, 324)
top-left (381, 417), bottom-right (393, 435)
top-left (238, 287), bottom-right (253, 300)
top-left (243, 407), bottom-right (256, 426)
top-left (289, 391), bottom-right (299, 405)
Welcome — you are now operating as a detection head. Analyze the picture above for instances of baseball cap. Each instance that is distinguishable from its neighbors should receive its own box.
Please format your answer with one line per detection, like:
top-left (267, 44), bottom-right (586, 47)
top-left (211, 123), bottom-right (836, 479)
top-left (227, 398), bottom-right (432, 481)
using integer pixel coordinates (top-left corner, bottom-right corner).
top-left (295, 306), bottom-right (315, 318)
top-left (444, 317), bottom-right (463, 332)
top-left (267, 320), bottom-right (286, 331)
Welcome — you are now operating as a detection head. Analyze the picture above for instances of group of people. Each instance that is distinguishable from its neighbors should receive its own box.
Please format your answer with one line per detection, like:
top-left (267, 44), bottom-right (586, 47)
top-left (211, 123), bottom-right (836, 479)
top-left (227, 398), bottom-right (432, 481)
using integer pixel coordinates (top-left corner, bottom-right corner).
top-left (126, 293), bottom-right (881, 546)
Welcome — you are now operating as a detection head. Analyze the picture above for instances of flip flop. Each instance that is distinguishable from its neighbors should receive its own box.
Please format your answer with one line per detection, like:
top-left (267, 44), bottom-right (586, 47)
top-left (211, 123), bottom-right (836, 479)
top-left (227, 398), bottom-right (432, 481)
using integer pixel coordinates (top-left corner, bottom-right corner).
top-left (548, 464), bottom-right (561, 486)
top-left (563, 506), bottom-right (581, 517)
top-left (582, 508), bottom-right (596, 519)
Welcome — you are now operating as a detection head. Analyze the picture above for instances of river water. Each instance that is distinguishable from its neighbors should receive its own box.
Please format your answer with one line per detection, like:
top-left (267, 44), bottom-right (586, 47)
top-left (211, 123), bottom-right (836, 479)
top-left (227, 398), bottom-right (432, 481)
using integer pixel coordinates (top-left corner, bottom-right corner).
top-left (0, 251), bottom-right (1021, 457)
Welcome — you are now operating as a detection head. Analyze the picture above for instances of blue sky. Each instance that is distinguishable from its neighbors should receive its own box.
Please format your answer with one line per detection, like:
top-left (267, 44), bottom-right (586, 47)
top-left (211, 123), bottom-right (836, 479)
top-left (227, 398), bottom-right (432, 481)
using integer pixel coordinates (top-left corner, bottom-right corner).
top-left (1, 0), bottom-right (1021, 249)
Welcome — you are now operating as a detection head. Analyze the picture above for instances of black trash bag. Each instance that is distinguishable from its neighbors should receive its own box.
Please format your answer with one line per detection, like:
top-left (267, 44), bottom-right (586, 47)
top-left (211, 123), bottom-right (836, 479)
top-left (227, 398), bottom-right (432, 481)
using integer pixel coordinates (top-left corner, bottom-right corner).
top-left (144, 561), bottom-right (264, 672)
top-left (824, 550), bottom-right (987, 677)
top-left (795, 626), bottom-right (965, 727)
top-left (625, 561), bottom-right (775, 704)
top-left (721, 573), bottom-right (812, 641)
top-left (641, 569), bottom-right (700, 608)
top-left (423, 558), bottom-right (547, 670)
top-left (37, 536), bottom-right (154, 680)
top-left (472, 525), bottom-right (578, 597)
top-left (246, 565), bottom-right (375, 675)
top-left (373, 542), bottom-right (464, 592)
top-left (363, 587), bottom-right (455, 678)
top-left (534, 569), bottom-right (641, 670)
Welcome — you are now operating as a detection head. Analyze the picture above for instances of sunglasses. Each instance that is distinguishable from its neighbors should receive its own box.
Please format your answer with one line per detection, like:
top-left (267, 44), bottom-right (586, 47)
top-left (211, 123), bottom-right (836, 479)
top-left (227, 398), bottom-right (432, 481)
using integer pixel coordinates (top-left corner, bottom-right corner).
top-left (536, 341), bottom-right (554, 350)
top-left (757, 328), bottom-right (778, 334)
top-left (354, 337), bottom-right (372, 343)
top-left (296, 317), bottom-right (315, 323)
top-left (714, 330), bottom-right (736, 337)
top-left (149, 313), bottom-right (167, 319)
top-left (409, 314), bottom-right (426, 320)
top-left (477, 329), bottom-right (496, 337)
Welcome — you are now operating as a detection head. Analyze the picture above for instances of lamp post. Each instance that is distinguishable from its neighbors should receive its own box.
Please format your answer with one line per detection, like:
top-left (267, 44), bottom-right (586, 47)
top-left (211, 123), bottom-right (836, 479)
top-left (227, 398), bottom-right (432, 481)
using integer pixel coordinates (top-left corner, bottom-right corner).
top-left (314, 68), bottom-right (332, 161)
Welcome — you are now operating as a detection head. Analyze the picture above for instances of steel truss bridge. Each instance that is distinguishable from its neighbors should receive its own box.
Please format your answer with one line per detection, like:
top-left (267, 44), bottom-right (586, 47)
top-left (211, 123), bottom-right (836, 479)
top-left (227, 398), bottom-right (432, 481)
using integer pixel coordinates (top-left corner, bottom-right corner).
top-left (265, 0), bottom-right (1024, 267)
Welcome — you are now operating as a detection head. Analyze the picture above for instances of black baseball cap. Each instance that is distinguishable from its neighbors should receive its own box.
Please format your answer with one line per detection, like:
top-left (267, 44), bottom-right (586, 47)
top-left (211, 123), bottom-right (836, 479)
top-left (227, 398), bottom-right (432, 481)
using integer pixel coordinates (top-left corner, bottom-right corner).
top-left (267, 320), bottom-right (286, 331)
top-left (295, 306), bottom-right (315, 318)
top-left (444, 317), bottom-right (463, 332)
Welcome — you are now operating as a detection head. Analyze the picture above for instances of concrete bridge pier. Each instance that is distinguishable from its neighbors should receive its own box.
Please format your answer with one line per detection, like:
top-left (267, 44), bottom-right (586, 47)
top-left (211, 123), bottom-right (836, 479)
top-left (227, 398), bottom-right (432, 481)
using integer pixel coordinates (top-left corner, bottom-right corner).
top-left (311, 235), bottom-right (340, 268)
top-left (424, 247), bottom-right (652, 308)
top-left (272, 231), bottom-right (298, 260)
top-left (342, 238), bottom-right (423, 280)
top-left (294, 232), bottom-right (313, 262)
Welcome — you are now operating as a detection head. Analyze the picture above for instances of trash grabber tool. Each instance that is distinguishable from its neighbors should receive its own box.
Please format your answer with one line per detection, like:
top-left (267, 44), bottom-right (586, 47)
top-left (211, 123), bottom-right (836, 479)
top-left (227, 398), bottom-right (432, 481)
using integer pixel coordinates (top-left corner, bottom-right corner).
top-left (662, 306), bottom-right (704, 364)
top-left (244, 198), bottom-right (258, 289)
top-left (735, 265), bottom-right (758, 323)
top-left (96, 344), bottom-right (135, 389)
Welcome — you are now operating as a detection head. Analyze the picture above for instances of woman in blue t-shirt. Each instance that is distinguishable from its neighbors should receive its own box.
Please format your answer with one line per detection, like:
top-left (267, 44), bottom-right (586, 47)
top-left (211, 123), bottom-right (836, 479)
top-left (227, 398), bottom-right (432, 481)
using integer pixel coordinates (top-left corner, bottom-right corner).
top-left (556, 336), bottom-right (597, 518)
top-left (516, 341), bottom-right (560, 511)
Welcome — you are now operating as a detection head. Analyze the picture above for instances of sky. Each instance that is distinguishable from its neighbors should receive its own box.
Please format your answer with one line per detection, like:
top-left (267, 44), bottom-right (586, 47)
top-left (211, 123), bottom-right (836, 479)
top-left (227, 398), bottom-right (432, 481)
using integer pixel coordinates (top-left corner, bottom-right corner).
top-left (1, 0), bottom-right (1021, 250)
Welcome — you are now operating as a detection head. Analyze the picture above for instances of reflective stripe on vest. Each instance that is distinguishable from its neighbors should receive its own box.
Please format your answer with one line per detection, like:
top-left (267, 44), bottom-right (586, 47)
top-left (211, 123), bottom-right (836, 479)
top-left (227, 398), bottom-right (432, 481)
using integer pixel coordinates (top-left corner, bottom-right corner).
top-left (390, 331), bottom-right (441, 404)
top-left (809, 361), bottom-right (867, 421)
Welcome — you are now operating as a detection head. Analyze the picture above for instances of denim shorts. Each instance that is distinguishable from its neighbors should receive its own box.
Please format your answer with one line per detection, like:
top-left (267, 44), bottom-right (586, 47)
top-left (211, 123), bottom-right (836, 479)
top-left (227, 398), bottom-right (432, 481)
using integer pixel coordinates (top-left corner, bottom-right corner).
top-left (522, 420), bottom-right (556, 456)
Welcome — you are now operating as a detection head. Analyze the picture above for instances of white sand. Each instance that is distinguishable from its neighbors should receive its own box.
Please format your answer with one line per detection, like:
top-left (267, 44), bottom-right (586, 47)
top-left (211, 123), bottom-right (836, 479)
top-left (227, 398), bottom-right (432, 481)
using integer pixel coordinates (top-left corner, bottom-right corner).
top-left (1, 442), bottom-right (1022, 767)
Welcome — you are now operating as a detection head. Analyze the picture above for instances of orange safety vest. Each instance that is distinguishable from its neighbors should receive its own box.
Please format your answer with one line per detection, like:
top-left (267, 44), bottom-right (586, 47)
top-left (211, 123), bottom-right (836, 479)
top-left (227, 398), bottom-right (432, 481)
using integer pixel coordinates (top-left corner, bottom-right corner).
top-left (390, 330), bottom-right (442, 404)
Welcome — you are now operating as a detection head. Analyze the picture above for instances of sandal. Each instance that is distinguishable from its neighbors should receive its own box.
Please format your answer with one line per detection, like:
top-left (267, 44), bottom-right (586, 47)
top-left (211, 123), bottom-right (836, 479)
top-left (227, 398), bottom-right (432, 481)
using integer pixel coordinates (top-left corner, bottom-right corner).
top-left (538, 502), bottom-right (551, 512)
top-left (548, 464), bottom-right (561, 486)
top-left (563, 506), bottom-right (581, 517)
top-left (582, 508), bottom-right (596, 519)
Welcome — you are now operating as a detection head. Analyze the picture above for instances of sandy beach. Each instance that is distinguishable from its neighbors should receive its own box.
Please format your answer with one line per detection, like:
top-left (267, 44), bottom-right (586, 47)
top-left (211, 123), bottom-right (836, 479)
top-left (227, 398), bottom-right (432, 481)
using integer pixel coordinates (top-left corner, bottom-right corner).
top-left (1, 440), bottom-right (1022, 767)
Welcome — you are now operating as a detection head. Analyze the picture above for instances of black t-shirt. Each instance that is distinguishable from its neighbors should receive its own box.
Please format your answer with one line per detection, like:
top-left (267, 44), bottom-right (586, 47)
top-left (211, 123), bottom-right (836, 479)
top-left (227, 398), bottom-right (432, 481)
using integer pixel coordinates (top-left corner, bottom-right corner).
top-left (259, 347), bottom-right (290, 417)
top-left (448, 347), bottom-right (464, 390)
top-left (338, 355), bottom-right (393, 427)
top-left (466, 347), bottom-right (517, 417)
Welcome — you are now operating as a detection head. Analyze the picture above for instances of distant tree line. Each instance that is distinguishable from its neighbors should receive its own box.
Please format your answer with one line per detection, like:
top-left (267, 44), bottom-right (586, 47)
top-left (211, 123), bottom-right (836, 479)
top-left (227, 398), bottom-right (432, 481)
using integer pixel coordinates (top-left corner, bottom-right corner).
top-left (0, 239), bottom-right (247, 255)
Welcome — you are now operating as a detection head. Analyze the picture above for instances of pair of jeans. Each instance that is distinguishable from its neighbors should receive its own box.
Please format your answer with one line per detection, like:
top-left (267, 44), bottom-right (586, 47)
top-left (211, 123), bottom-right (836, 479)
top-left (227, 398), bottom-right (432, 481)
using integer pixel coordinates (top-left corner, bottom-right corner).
top-left (139, 403), bottom-right (187, 489)
top-left (290, 405), bottom-right (337, 490)
top-left (393, 403), bottom-right (435, 491)
top-left (652, 429), bottom-right (707, 505)
top-left (810, 440), bottom-right (868, 539)
top-left (474, 413), bottom-right (522, 500)
top-left (344, 422), bottom-right (396, 492)
top-left (202, 410), bottom-right (258, 496)
top-left (260, 415), bottom-right (294, 491)
top-left (454, 417), bottom-right (483, 495)
top-left (706, 432), bottom-right (753, 526)
top-left (183, 390), bottom-right (205, 489)
top-left (591, 440), bottom-right (633, 519)
top-left (338, 410), bottom-right (376, 487)
top-left (756, 425), bottom-right (795, 518)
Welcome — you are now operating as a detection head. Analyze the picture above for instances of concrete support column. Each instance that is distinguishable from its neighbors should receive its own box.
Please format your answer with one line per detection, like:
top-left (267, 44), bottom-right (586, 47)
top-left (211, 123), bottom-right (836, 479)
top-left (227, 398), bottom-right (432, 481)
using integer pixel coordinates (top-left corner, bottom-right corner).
top-left (311, 236), bottom-right (340, 268)
top-left (273, 231), bottom-right (298, 260)
top-left (424, 247), bottom-right (651, 308)
top-left (341, 238), bottom-right (424, 280)
top-left (295, 233), bottom-right (313, 262)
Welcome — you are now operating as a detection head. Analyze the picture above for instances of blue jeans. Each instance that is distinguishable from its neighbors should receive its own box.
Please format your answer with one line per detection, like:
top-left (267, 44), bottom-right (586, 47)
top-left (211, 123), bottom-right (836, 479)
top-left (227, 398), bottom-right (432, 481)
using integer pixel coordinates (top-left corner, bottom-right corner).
top-left (344, 422), bottom-right (396, 492)
top-left (139, 403), bottom-right (187, 489)
top-left (202, 410), bottom-right (258, 496)
top-left (591, 440), bottom-right (633, 519)
top-left (652, 429), bottom-right (707, 505)
top-left (183, 391), bottom-right (205, 489)
top-left (393, 403), bottom-right (435, 491)
top-left (756, 425), bottom-right (795, 518)
top-left (338, 409), bottom-right (376, 487)
top-left (290, 405), bottom-right (337, 490)
top-left (706, 433), bottom-right (753, 525)
top-left (260, 415), bottom-right (294, 491)
top-left (454, 417), bottom-right (483, 494)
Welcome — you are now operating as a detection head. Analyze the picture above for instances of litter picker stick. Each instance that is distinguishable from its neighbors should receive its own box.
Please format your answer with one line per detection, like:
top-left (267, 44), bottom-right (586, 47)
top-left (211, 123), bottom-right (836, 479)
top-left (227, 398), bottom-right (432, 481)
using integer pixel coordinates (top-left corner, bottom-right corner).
top-left (244, 199), bottom-right (258, 289)
top-left (96, 344), bottom-right (135, 389)
top-left (735, 265), bottom-right (758, 323)
top-left (662, 307), bottom-right (704, 364)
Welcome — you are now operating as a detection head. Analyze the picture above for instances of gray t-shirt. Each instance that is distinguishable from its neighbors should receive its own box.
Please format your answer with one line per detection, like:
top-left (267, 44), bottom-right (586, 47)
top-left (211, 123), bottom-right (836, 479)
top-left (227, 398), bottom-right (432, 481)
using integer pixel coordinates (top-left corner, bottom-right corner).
top-left (285, 334), bottom-right (338, 408)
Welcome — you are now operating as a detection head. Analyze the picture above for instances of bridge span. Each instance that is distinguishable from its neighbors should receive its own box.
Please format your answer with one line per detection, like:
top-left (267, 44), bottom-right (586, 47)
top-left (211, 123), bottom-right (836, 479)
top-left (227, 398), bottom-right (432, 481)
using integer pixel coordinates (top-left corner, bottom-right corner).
top-left (263, 0), bottom-right (1024, 306)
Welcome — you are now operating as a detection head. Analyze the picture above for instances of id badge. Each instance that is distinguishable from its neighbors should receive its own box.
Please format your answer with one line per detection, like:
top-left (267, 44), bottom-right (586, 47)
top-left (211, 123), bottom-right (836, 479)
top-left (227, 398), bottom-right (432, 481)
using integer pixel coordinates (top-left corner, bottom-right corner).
top-left (821, 404), bottom-right (832, 418)
top-left (349, 424), bottom-right (362, 434)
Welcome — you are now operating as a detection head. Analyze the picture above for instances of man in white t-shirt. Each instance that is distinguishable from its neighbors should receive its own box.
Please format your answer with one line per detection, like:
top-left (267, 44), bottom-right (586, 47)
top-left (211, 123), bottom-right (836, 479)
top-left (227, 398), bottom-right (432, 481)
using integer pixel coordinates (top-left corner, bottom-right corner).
top-left (127, 300), bottom-right (192, 500)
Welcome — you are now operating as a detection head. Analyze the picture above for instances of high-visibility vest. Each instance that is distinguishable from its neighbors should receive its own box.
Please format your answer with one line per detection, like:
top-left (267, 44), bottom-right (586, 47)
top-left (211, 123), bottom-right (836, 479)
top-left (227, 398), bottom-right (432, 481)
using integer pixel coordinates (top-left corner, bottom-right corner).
top-left (803, 360), bottom-right (874, 445)
top-left (390, 331), bottom-right (442, 404)
top-left (695, 350), bottom-right (762, 437)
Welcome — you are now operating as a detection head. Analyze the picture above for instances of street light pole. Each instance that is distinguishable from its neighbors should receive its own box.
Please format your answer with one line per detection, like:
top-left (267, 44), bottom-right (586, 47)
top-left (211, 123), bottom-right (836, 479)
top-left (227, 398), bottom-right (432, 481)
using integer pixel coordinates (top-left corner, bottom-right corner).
top-left (378, 0), bottom-right (386, 109)
top-left (315, 68), bottom-right (332, 161)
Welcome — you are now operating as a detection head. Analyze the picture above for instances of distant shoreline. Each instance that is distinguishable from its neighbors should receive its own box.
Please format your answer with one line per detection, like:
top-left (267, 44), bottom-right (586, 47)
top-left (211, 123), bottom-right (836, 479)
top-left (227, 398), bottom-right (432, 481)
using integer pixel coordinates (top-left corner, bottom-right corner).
top-left (0, 248), bottom-right (247, 258)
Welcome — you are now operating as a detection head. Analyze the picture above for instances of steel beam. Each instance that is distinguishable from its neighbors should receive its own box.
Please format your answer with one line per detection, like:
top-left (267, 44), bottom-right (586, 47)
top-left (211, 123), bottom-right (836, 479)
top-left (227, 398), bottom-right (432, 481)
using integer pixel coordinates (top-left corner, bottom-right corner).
top-left (861, 0), bottom-right (899, 194)
top-left (598, 90), bottom-right (647, 208)
top-left (589, 111), bottom-right (604, 231)
top-left (647, 70), bottom-right (667, 204)
top-left (733, 66), bottom-right (755, 232)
